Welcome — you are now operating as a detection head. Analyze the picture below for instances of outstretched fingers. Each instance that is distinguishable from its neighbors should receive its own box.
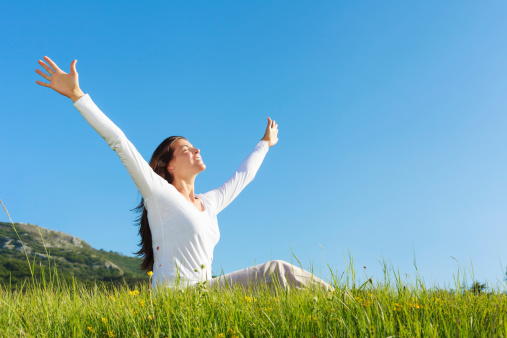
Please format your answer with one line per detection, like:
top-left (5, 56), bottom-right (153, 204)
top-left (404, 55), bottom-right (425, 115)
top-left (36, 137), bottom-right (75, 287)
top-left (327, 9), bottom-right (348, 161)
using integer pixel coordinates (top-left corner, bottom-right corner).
top-left (35, 80), bottom-right (51, 87)
top-left (35, 56), bottom-right (83, 100)
top-left (38, 60), bottom-right (54, 74)
top-left (43, 56), bottom-right (61, 73)
top-left (35, 68), bottom-right (51, 81)
top-left (35, 59), bottom-right (54, 87)
top-left (268, 117), bottom-right (278, 129)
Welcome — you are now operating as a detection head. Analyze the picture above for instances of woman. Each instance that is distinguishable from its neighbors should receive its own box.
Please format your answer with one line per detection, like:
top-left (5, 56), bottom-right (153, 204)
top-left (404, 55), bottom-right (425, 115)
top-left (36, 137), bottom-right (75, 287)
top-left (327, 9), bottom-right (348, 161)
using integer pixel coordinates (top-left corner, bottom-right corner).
top-left (35, 56), bottom-right (332, 291)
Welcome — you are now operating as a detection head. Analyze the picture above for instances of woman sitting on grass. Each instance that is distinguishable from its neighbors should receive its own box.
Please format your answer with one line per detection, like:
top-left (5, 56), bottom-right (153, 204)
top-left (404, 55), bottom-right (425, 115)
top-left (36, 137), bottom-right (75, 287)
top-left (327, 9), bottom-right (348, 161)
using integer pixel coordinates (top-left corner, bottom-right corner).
top-left (35, 56), bottom-right (332, 291)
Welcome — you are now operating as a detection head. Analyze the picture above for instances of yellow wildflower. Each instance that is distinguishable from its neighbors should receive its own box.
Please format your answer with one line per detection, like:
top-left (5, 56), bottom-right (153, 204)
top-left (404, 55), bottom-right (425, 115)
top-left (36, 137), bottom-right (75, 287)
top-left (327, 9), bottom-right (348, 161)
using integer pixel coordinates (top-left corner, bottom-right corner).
top-left (244, 296), bottom-right (252, 303)
top-left (148, 315), bottom-right (154, 320)
top-left (133, 310), bottom-right (138, 315)
top-left (101, 317), bottom-right (107, 324)
top-left (217, 334), bottom-right (224, 338)
top-left (147, 271), bottom-right (153, 277)
top-left (108, 330), bottom-right (115, 338)
top-left (109, 295), bottom-right (116, 301)
top-left (140, 300), bottom-right (145, 307)
top-left (87, 326), bottom-right (94, 332)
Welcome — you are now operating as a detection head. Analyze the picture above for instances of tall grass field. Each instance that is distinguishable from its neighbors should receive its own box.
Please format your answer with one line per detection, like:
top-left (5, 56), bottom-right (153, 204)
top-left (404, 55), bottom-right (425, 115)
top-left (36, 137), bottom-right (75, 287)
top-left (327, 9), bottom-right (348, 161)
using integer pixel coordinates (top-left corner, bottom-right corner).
top-left (1, 201), bottom-right (506, 337)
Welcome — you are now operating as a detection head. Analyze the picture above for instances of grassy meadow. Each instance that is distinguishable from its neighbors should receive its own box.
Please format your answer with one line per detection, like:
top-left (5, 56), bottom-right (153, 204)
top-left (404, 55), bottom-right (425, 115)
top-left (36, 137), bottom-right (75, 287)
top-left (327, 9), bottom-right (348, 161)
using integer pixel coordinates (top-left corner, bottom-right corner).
top-left (1, 262), bottom-right (507, 337)
top-left (2, 201), bottom-right (507, 337)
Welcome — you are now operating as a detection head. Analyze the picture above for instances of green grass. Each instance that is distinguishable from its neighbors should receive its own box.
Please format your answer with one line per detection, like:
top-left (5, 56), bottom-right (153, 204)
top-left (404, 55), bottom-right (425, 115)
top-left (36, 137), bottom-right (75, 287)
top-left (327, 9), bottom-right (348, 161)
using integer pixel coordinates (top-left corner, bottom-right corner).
top-left (2, 200), bottom-right (507, 337)
top-left (0, 267), bottom-right (506, 337)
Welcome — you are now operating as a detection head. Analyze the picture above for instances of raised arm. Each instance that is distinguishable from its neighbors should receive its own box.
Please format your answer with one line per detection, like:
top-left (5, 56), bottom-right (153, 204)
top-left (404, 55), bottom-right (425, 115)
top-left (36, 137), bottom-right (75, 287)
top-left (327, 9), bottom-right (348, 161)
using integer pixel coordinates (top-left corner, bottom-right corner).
top-left (35, 57), bottom-right (165, 199)
top-left (199, 118), bottom-right (279, 214)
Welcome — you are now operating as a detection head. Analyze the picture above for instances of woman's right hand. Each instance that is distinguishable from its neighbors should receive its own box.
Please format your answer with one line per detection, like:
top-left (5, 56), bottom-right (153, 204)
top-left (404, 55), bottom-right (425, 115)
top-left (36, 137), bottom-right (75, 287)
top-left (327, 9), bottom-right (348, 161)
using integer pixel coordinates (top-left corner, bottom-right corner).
top-left (36, 56), bottom-right (84, 102)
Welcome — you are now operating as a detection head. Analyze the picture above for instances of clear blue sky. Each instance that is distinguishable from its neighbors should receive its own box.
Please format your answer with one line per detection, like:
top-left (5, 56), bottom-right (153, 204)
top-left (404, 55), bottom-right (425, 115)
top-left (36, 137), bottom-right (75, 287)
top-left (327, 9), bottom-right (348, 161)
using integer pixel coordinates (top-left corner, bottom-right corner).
top-left (2, 1), bottom-right (507, 288)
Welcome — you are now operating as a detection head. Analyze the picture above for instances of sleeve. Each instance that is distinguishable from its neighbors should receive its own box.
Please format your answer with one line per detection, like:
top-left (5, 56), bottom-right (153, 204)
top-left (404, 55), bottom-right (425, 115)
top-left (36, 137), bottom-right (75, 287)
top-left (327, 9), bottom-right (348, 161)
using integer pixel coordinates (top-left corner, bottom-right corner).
top-left (200, 140), bottom-right (269, 214)
top-left (73, 94), bottom-right (164, 199)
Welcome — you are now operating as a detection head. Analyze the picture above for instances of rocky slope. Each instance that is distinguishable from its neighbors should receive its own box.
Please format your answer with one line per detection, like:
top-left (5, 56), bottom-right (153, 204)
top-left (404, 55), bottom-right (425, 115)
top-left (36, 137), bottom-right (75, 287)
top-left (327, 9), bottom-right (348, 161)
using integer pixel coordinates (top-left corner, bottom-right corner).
top-left (0, 221), bottom-right (148, 287)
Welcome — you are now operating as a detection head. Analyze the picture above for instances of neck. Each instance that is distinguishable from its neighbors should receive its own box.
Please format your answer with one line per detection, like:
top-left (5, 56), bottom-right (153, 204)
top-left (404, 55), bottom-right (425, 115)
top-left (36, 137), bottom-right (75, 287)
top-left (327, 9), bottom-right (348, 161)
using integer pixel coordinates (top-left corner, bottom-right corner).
top-left (172, 175), bottom-right (197, 201)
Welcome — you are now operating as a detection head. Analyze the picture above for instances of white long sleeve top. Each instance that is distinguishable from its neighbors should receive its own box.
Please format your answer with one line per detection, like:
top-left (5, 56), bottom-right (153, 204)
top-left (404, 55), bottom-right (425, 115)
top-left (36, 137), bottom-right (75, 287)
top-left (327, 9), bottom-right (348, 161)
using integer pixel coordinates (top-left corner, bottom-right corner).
top-left (73, 95), bottom-right (269, 289)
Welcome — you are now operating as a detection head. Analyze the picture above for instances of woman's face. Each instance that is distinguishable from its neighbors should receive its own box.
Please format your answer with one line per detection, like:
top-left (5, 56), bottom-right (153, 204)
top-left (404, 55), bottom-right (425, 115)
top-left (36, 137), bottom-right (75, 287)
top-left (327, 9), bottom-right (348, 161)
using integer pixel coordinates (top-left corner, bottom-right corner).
top-left (167, 138), bottom-right (206, 177)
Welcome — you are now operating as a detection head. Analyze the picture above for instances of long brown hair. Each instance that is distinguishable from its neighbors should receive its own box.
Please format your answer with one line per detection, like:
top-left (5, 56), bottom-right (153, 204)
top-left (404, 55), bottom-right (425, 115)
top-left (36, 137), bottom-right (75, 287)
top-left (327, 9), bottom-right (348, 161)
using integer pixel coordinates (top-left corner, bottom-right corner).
top-left (134, 136), bottom-right (185, 271)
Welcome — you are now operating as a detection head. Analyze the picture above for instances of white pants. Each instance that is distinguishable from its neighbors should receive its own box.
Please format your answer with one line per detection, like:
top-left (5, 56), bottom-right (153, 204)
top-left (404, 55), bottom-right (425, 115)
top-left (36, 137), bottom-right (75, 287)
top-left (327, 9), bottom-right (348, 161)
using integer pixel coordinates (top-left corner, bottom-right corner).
top-left (205, 260), bottom-right (333, 291)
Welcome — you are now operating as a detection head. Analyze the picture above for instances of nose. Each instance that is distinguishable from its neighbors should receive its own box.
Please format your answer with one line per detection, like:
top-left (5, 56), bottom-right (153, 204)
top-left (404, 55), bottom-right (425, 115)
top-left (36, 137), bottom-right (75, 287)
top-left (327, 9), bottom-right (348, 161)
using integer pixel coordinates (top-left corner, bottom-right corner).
top-left (194, 148), bottom-right (200, 154)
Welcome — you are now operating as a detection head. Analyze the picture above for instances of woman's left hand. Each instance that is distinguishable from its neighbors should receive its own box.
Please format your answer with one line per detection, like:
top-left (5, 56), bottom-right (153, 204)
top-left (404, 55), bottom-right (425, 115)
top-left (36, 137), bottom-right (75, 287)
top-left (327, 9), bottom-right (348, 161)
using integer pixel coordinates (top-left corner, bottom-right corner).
top-left (261, 117), bottom-right (279, 147)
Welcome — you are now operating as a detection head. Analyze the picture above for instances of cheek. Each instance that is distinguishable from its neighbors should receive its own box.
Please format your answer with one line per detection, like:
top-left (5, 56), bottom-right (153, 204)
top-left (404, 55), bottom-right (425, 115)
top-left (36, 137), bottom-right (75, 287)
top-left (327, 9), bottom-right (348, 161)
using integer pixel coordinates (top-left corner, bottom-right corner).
top-left (179, 153), bottom-right (193, 164)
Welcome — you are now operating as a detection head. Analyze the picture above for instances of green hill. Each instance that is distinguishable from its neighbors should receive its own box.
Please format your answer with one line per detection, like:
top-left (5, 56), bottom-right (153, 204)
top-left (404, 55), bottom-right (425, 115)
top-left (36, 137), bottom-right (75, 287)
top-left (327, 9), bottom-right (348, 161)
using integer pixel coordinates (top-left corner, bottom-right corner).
top-left (0, 221), bottom-right (149, 288)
